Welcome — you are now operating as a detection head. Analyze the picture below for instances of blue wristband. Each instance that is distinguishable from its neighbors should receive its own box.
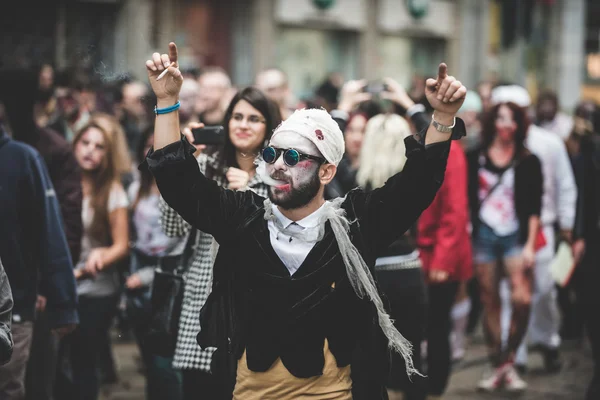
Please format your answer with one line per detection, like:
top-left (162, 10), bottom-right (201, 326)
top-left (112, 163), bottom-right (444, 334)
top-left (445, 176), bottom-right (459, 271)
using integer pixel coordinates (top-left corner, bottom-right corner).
top-left (154, 101), bottom-right (181, 115)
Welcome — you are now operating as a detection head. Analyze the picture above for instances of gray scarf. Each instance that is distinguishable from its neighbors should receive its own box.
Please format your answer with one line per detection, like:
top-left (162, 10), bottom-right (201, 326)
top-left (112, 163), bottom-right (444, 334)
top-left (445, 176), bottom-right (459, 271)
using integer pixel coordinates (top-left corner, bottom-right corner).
top-left (263, 197), bottom-right (422, 377)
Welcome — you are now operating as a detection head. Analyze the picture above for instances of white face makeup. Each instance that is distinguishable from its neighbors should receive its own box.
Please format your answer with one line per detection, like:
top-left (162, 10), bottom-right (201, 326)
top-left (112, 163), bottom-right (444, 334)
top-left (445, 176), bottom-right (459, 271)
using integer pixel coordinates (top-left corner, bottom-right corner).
top-left (261, 131), bottom-right (324, 209)
top-left (75, 127), bottom-right (107, 172)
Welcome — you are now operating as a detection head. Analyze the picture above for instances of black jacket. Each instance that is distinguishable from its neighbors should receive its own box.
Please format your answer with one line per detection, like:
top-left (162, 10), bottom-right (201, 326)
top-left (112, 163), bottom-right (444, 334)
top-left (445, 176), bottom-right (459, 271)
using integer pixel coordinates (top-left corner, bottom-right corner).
top-left (146, 118), bottom-right (462, 398)
top-left (573, 135), bottom-right (600, 242)
top-left (18, 128), bottom-right (83, 264)
top-left (467, 148), bottom-right (543, 243)
top-left (0, 257), bottom-right (12, 365)
top-left (0, 130), bottom-right (78, 327)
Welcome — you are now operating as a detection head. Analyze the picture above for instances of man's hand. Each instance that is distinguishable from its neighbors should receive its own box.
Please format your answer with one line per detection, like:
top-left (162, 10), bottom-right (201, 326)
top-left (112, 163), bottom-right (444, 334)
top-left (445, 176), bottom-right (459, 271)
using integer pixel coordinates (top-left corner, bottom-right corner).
top-left (125, 274), bottom-right (144, 290)
top-left (337, 80), bottom-right (372, 114)
top-left (145, 42), bottom-right (183, 103)
top-left (226, 168), bottom-right (250, 190)
top-left (182, 122), bottom-right (207, 158)
top-left (429, 269), bottom-right (449, 284)
top-left (425, 63), bottom-right (467, 123)
top-left (382, 77), bottom-right (415, 110)
top-left (572, 239), bottom-right (585, 265)
top-left (35, 296), bottom-right (47, 313)
top-left (522, 245), bottom-right (536, 269)
top-left (52, 324), bottom-right (76, 339)
top-left (83, 248), bottom-right (105, 277)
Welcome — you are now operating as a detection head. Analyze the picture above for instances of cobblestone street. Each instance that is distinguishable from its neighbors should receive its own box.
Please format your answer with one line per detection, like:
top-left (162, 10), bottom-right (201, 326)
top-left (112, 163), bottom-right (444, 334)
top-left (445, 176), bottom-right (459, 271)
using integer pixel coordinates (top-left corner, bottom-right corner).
top-left (99, 332), bottom-right (593, 400)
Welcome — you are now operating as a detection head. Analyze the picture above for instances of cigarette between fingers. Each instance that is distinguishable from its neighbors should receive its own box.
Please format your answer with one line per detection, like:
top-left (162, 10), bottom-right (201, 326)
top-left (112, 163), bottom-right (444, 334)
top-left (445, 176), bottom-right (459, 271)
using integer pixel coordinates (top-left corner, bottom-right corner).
top-left (156, 62), bottom-right (176, 81)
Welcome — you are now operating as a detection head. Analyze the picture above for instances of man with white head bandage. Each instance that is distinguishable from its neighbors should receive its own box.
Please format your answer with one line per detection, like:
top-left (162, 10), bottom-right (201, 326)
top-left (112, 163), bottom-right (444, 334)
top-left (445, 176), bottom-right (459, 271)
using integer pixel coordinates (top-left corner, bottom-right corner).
top-left (143, 42), bottom-right (468, 399)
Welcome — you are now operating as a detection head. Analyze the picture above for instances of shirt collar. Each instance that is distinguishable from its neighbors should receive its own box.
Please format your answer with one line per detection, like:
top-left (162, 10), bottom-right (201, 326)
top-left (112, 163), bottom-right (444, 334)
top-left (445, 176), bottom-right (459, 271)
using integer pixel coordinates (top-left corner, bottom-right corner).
top-left (271, 202), bottom-right (327, 230)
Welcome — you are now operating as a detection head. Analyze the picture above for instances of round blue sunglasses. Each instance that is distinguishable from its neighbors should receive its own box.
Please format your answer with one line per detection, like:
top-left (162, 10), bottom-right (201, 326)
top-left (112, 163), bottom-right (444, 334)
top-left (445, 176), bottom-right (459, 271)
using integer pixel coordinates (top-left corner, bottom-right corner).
top-left (262, 147), bottom-right (325, 167)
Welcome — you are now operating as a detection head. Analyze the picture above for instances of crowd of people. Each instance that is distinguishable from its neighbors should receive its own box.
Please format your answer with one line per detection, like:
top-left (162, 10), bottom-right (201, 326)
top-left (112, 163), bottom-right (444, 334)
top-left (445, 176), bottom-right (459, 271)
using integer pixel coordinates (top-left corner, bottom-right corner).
top-left (0, 40), bottom-right (597, 400)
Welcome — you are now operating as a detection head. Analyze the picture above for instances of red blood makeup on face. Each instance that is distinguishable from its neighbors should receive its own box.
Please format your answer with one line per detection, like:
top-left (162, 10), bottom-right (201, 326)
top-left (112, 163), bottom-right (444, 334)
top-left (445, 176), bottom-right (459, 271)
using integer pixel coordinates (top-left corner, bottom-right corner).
top-left (296, 160), bottom-right (312, 169)
top-left (275, 183), bottom-right (291, 192)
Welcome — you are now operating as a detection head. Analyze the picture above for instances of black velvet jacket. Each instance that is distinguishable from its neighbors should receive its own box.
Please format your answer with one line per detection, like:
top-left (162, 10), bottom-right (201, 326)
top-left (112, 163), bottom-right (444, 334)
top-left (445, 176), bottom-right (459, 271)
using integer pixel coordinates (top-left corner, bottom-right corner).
top-left (146, 120), bottom-right (464, 399)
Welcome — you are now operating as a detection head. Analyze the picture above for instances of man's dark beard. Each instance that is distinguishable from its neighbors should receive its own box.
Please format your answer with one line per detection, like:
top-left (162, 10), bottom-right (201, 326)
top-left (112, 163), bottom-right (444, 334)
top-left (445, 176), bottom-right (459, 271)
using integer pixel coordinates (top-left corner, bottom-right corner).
top-left (268, 169), bottom-right (321, 210)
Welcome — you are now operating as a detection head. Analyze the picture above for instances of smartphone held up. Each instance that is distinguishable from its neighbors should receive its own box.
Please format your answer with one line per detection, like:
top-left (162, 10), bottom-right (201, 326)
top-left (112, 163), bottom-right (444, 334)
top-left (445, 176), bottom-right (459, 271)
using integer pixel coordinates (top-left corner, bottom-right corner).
top-left (191, 126), bottom-right (225, 145)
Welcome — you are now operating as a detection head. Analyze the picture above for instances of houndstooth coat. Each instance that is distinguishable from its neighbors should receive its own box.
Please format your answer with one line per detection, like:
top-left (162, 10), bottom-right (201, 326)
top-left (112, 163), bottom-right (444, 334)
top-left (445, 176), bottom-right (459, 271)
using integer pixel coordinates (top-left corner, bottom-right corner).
top-left (159, 152), bottom-right (268, 372)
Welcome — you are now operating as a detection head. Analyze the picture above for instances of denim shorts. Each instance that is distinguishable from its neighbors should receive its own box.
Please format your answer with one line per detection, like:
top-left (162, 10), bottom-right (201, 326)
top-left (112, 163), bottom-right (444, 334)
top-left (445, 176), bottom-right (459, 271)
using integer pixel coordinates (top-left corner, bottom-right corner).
top-left (473, 222), bottom-right (522, 264)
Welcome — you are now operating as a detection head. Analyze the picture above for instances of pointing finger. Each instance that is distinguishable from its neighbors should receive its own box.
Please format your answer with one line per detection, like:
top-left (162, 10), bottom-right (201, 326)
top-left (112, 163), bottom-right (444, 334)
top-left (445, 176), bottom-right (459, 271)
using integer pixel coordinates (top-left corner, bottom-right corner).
top-left (437, 63), bottom-right (448, 84)
top-left (169, 42), bottom-right (179, 67)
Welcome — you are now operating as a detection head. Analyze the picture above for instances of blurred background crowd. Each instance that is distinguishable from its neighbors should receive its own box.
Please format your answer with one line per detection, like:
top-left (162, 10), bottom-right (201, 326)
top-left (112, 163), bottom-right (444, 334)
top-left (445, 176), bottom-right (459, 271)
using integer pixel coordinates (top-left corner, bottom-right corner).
top-left (0, 0), bottom-right (600, 400)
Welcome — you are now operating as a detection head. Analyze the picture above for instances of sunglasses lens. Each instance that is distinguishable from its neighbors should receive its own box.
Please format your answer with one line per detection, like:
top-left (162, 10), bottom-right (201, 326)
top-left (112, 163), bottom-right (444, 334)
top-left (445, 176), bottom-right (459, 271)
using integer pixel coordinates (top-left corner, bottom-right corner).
top-left (262, 147), bottom-right (277, 163)
top-left (284, 149), bottom-right (300, 166)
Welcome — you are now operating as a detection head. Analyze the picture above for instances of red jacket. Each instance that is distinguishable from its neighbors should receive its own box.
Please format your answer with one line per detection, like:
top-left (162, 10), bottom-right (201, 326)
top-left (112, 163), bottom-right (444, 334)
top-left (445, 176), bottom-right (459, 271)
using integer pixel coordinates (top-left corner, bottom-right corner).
top-left (417, 141), bottom-right (472, 282)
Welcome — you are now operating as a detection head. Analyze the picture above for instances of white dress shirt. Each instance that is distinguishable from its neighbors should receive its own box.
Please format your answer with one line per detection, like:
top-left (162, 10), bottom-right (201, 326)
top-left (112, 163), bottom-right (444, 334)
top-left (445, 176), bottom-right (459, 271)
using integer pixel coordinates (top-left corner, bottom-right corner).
top-left (268, 204), bottom-right (327, 276)
top-left (525, 125), bottom-right (577, 229)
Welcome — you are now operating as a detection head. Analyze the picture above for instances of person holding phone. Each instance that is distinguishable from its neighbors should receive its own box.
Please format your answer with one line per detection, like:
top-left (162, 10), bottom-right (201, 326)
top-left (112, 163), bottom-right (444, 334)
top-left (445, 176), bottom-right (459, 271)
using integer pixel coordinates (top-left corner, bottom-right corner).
top-left (158, 85), bottom-right (281, 399)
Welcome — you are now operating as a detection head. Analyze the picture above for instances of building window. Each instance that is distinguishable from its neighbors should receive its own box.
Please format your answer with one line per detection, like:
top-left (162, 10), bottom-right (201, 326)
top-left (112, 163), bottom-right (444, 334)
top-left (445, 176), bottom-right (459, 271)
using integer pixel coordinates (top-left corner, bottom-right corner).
top-left (275, 27), bottom-right (359, 100)
top-left (378, 35), bottom-right (446, 89)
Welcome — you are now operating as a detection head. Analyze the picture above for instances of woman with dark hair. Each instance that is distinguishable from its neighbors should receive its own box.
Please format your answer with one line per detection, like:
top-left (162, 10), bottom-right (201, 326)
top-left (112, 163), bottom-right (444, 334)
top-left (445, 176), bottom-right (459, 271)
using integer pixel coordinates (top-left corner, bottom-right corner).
top-left (159, 86), bottom-right (281, 399)
top-left (466, 102), bottom-right (543, 393)
top-left (200, 87), bottom-right (282, 182)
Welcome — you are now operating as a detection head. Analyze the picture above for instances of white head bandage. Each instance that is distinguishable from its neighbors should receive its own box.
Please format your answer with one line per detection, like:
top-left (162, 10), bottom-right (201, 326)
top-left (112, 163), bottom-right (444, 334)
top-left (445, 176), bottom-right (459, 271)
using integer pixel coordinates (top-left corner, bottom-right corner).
top-left (270, 108), bottom-right (345, 166)
top-left (490, 85), bottom-right (532, 108)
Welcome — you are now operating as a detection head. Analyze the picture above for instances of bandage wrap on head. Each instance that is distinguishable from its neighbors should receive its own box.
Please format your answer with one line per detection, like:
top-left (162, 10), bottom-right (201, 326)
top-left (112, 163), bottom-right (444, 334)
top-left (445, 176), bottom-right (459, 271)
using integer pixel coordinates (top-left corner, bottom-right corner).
top-left (490, 85), bottom-right (532, 108)
top-left (270, 108), bottom-right (345, 166)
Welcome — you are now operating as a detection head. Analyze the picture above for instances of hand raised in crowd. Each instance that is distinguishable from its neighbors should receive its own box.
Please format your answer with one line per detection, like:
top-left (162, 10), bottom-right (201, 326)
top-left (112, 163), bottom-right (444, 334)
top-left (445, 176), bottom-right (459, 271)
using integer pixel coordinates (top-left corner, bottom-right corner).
top-left (382, 77), bottom-right (416, 110)
top-left (145, 42), bottom-right (183, 102)
top-left (182, 122), bottom-right (207, 157)
top-left (226, 168), bottom-right (251, 191)
top-left (337, 79), bottom-right (372, 113)
top-left (425, 63), bottom-right (467, 118)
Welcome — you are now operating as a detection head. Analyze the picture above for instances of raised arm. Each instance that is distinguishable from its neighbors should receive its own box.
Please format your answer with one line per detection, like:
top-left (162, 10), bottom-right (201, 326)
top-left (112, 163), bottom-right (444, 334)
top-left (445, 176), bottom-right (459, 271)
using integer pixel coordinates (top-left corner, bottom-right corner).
top-left (143, 43), bottom-right (259, 241)
top-left (382, 77), bottom-right (430, 134)
top-left (146, 42), bottom-right (184, 150)
top-left (356, 64), bottom-right (467, 253)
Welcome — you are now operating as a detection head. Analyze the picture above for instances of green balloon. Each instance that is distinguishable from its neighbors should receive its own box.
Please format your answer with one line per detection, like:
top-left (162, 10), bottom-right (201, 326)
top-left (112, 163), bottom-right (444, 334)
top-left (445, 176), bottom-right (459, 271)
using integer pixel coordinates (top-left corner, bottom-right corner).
top-left (312, 0), bottom-right (336, 10)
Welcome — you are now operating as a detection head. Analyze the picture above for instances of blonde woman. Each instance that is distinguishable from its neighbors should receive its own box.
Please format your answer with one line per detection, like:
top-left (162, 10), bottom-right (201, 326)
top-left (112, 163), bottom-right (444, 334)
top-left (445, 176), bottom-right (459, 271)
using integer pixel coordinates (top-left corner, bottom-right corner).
top-left (91, 112), bottom-right (134, 183)
top-left (357, 114), bottom-right (427, 400)
top-left (71, 122), bottom-right (130, 400)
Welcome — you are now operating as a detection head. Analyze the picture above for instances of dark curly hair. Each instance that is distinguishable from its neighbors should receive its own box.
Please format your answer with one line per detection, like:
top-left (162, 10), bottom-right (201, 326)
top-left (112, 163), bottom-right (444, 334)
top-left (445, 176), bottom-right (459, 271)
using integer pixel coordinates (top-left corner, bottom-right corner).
top-left (481, 102), bottom-right (530, 159)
